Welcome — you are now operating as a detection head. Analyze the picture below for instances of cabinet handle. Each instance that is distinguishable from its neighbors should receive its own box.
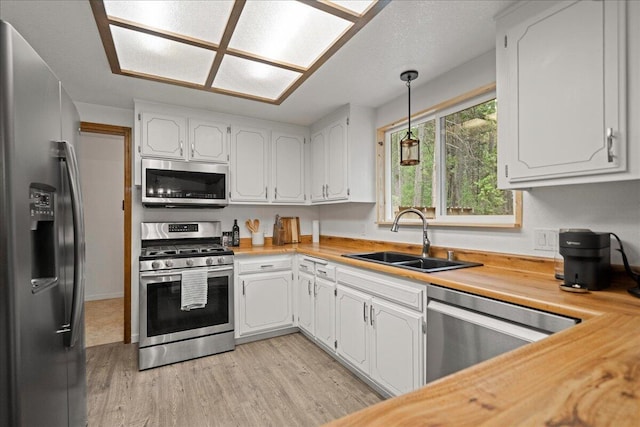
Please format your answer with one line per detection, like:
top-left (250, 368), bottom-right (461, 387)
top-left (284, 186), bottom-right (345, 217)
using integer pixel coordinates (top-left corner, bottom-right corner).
top-left (179, 140), bottom-right (183, 156)
top-left (606, 128), bottom-right (614, 162)
top-left (317, 269), bottom-right (327, 276)
top-left (363, 302), bottom-right (367, 323)
top-left (314, 283), bottom-right (317, 296)
top-left (274, 187), bottom-right (277, 199)
top-left (191, 142), bottom-right (195, 158)
top-left (370, 305), bottom-right (374, 326)
top-left (265, 186), bottom-right (268, 200)
top-left (242, 280), bottom-right (245, 296)
top-left (260, 264), bottom-right (274, 269)
top-left (307, 279), bottom-right (311, 295)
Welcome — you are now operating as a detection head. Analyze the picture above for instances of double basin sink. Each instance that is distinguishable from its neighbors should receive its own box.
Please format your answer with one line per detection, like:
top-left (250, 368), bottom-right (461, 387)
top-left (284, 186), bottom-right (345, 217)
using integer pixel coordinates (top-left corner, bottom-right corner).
top-left (342, 251), bottom-right (482, 273)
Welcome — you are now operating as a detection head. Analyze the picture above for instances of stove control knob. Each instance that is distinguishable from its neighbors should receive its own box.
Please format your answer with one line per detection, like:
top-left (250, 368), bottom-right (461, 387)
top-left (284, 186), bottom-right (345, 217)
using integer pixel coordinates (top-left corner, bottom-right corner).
top-left (186, 259), bottom-right (194, 267)
top-left (217, 257), bottom-right (226, 265)
top-left (151, 261), bottom-right (161, 269)
top-left (206, 257), bottom-right (214, 266)
top-left (165, 260), bottom-right (174, 268)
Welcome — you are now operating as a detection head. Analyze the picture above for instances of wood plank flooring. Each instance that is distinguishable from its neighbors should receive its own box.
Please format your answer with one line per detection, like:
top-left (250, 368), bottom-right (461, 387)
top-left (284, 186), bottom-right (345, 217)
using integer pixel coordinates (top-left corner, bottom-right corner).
top-left (85, 298), bottom-right (124, 347)
top-left (87, 333), bottom-right (383, 426)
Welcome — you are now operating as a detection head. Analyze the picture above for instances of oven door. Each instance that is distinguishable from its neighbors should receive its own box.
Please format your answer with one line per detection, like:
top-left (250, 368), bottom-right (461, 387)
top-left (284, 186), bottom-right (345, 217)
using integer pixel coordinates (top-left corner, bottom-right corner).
top-left (139, 265), bottom-right (234, 348)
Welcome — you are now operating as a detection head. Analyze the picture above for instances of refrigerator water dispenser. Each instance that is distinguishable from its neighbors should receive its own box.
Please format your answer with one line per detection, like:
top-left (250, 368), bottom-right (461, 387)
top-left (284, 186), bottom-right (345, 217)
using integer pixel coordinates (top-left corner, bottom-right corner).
top-left (30, 184), bottom-right (58, 293)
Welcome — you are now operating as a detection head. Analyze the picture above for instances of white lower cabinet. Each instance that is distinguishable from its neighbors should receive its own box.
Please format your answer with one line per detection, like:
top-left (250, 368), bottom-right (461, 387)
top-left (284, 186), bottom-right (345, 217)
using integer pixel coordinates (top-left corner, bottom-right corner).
top-left (369, 298), bottom-right (424, 396)
top-left (313, 276), bottom-right (335, 350)
top-left (336, 285), bottom-right (370, 374)
top-left (335, 266), bottom-right (425, 396)
top-left (236, 256), bottom-right (294, 337)
top-left (295, 257), bottom-right (336, 351)
top-left (297, 270), bottom-right (314, 335)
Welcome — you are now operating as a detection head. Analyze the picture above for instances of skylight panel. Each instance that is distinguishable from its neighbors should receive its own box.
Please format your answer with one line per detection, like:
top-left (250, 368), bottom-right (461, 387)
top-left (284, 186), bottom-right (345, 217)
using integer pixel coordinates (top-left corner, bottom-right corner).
top-left (111, 25), bottom-right (214, 85)
top-left (214, 55), bottom-right (302, 101)
top-left (91, 0), bottom-right (389, 104)
top-left (103, 0), bottom-right (234, 45)
top-left (228, 1), bottom-right (352, 68)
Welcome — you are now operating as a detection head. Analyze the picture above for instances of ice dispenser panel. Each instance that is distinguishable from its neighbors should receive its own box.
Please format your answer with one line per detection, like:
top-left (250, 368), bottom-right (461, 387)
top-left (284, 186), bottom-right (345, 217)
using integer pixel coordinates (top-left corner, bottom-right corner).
top-left (30, 184), bottom-right (58, 293)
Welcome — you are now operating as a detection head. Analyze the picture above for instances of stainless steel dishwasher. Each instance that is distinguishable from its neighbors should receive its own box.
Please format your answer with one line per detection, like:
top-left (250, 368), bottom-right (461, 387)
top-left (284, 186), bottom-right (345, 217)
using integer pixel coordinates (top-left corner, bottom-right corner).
top-left (426, 284), bottom-right (579, 383)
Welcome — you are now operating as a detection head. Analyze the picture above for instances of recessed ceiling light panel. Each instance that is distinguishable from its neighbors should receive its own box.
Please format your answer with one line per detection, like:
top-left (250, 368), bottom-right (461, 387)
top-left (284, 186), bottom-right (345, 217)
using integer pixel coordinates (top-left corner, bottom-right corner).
top-left (91, 0), bottom-right (390, 104)
top-left (228, 0), bottom-right (352, 68)
top-left (104, 0), bottom-right (234, 45)
top-left (111, 25), bottom-right (214, 85)
top-left (214, 55), bottom-right (301, 101)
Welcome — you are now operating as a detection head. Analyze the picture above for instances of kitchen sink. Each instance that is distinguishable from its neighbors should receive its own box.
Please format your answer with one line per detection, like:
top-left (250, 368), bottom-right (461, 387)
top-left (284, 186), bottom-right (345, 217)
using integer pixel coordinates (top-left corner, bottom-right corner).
top-left (342, 251), bottom-right (482, 273)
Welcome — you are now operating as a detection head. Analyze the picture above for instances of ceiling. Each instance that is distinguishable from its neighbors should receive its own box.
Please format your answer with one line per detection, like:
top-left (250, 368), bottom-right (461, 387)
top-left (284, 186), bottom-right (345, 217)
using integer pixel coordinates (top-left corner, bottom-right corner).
top-left (0, 0), bottom-right (516, 126)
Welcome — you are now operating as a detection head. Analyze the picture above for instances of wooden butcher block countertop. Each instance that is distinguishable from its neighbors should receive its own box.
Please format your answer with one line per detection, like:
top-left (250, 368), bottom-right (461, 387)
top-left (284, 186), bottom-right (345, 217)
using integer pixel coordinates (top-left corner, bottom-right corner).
top-left (234, 238), bottom-right (640, 426)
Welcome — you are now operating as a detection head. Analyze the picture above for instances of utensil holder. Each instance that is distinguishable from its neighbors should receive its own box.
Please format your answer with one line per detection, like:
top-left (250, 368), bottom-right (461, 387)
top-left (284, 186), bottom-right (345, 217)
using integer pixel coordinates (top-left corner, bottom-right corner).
top-left (251, 232), bottom-right (264, 246)
top-left (272, 225), bottom-right (285, 246)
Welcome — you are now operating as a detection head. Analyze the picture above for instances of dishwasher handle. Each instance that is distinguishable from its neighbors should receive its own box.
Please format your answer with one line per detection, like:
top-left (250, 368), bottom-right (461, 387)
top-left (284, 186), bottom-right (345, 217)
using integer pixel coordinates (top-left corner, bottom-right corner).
top-left (427, 300), bottom-right (550, 343)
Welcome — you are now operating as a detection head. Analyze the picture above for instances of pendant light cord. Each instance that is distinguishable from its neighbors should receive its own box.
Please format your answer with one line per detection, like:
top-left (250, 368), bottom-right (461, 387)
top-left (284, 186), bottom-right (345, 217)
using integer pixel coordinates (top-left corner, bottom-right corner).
top-left (406, 78), bottom-right (412, 139)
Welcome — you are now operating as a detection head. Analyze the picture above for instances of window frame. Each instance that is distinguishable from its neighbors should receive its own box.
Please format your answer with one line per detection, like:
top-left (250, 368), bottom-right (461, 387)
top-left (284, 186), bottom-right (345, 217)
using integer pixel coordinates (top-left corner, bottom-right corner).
top-left (376, 83), bottom-right (522, 228)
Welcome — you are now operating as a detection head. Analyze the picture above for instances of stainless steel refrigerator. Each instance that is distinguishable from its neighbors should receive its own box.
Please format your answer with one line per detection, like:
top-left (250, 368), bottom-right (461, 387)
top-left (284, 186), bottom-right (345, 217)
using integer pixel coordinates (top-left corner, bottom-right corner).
top-left (0, 20), bottom-right (87, 426)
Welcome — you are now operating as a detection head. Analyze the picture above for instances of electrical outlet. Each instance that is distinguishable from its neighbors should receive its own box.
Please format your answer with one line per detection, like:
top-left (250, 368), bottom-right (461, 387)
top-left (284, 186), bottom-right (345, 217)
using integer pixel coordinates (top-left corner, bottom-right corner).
top-left (534, 229), bottom-right (557, 251)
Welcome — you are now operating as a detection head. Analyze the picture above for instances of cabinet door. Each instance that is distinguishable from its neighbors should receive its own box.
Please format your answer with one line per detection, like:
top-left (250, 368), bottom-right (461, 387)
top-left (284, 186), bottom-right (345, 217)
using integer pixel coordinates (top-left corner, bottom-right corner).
top-left (140, 112), bottom-right (186, 159)
top-left (370, 298), bottom-right (423, 396)
top-left (297, 272), bottom-right (314, 335)
top-left (230, 126), bottom-right (269, 202)
top-left (314, 277), bottom-right (335, 351)
top-left (335, 285), bottom-right (370, 374)
top-left (310, 131), bottom-right (326, 202)
top-left (499, 0), bottom-right (626, 186)
top-left (188, 119), bottom-right (228, 163)
top-left (238, 271), bottom-right (293, 335)
top-left (272, 132), bottom-right (305, 203)
top-left (325, 119), bottom-right (348, 200)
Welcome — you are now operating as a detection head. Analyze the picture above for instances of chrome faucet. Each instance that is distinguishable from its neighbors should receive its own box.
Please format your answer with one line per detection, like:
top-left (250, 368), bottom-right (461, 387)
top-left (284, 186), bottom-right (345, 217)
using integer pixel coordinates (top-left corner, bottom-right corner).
top-left (391, 208), bottom-right (431, 258)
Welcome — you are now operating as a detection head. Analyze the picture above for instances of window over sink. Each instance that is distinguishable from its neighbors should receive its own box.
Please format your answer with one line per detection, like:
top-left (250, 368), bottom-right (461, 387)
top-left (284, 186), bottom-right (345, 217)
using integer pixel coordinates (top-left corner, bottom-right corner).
top-left (378, 86), bottom-right (521, 227)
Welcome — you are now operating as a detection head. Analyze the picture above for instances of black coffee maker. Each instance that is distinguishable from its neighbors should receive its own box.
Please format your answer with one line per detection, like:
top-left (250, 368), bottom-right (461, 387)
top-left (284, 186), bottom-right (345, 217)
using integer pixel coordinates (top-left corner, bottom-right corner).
top-left (559, 230), bottom-right (610, 291)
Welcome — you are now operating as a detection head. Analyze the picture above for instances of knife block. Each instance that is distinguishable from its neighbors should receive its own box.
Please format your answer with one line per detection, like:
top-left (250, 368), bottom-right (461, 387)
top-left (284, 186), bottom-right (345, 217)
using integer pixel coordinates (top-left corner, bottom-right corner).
top-left (272, 224), bottom-right (285, 246)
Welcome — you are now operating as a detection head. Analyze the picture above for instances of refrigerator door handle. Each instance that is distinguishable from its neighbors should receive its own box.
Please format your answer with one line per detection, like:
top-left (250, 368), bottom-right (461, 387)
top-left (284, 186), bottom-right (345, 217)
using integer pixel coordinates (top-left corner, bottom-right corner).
top-left (60, 140), bottom-right (86, 348)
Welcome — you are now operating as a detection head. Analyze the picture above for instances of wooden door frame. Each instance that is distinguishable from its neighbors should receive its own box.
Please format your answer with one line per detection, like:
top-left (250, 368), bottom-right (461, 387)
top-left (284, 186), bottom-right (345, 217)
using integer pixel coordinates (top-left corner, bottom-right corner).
top-left (80, 121), bottom-right (132, 343)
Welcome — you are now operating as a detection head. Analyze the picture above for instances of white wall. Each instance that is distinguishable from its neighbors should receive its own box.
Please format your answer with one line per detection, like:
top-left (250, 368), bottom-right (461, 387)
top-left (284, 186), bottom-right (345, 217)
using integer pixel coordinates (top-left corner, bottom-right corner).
top-left (78, 132), bottom-right (125, 300)
top-left (320, 45), bottom-right (640, 266)
top-left (75, 101), bottom-right (133, 128)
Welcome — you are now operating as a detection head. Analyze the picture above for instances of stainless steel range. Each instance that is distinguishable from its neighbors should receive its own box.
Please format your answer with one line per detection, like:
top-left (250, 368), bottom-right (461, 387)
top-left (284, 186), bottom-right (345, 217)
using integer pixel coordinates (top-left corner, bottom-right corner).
top-left (138, 222), bottom-right (234, 370)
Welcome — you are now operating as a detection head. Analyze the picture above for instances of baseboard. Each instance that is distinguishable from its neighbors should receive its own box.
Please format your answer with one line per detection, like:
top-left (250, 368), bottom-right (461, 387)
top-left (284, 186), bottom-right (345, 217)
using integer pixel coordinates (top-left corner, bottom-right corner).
top-left (85, 292), bottom-right (124, 301)
top-left (235, 327), bottom-right (299, 345)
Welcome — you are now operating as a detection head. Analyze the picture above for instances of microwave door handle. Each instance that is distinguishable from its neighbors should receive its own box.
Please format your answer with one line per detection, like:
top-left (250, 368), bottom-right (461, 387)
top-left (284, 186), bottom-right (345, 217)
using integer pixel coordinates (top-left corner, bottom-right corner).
top-left (60, 140), bottom-right (86, 349)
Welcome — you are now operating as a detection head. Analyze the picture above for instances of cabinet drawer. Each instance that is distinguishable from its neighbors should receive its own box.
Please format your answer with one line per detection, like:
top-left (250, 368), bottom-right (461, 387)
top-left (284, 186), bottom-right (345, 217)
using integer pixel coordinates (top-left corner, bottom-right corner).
top-left (238, 256), bottom-right (292, 274)
top-left (298, 259), bottom-right (315, 275)
top-left (315, 264), bottom-right (335, 281)
top-left (337, 266), bottom-right (423, 312)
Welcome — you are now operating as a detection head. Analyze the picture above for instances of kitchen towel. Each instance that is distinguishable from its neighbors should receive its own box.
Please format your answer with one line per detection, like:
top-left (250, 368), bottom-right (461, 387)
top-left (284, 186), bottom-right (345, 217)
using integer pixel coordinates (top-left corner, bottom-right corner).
top-left (181, 269), bottom-right (208, 311)
top-left (312, 220), bottom-right (320, 243)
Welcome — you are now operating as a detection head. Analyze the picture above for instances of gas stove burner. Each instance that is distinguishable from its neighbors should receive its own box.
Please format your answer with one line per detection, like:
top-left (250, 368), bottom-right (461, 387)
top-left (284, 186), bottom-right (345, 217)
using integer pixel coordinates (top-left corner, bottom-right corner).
top-left (143, 246), bottom-right (178, 257)
top-left (200, 245), bottom-right (225, 253)
top-left (175, 245), bottom-right (201, 255)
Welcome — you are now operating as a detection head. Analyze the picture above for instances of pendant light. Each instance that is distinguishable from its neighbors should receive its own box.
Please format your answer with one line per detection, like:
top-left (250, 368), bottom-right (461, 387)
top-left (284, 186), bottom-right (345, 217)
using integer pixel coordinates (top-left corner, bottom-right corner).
top-left (399, 70), bottom-right (419, 166)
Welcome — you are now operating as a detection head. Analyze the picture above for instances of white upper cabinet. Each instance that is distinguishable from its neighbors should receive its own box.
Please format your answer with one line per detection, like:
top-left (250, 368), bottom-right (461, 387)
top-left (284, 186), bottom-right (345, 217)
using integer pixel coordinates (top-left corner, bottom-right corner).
top-left (497, 0), bottom-right (627, 188)
top-left (140, 112), bottom-right (186, 159)
top-left (230, 126), bottom-right (270, 202)
top-left (230, 127), bottom-right (307, 204)
top-left (310, 131), bottom-right (327, 202)
top-left (310, 104), bottom-right (376, 203)
top-left (188, 119), bottom-right (228, 163)
top-left (271, 132), bottom-right (305, 203)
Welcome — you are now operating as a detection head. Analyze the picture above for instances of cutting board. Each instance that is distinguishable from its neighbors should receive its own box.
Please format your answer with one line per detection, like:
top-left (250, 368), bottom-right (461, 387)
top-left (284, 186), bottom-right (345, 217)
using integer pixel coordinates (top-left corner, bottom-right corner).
top-left (280, 217), bottom-right (300, 244)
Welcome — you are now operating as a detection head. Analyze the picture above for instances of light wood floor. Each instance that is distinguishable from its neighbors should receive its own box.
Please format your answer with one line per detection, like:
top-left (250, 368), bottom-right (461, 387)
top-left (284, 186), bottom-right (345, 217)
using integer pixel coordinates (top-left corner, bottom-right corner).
top-left (85, 298), bottom-right (124, 347)
top-left (87, 333), bottom-right (383, 426)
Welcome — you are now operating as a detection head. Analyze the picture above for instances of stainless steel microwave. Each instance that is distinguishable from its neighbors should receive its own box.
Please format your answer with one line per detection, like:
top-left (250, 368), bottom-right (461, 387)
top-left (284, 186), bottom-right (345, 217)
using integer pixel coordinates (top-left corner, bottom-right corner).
top-left (141, 159), bottom-right (228, 207)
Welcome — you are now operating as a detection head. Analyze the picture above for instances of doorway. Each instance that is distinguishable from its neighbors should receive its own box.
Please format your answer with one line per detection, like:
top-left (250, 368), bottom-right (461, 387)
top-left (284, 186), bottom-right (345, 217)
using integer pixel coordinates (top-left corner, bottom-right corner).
top-left (79, 122), bottom-right (132, 345)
